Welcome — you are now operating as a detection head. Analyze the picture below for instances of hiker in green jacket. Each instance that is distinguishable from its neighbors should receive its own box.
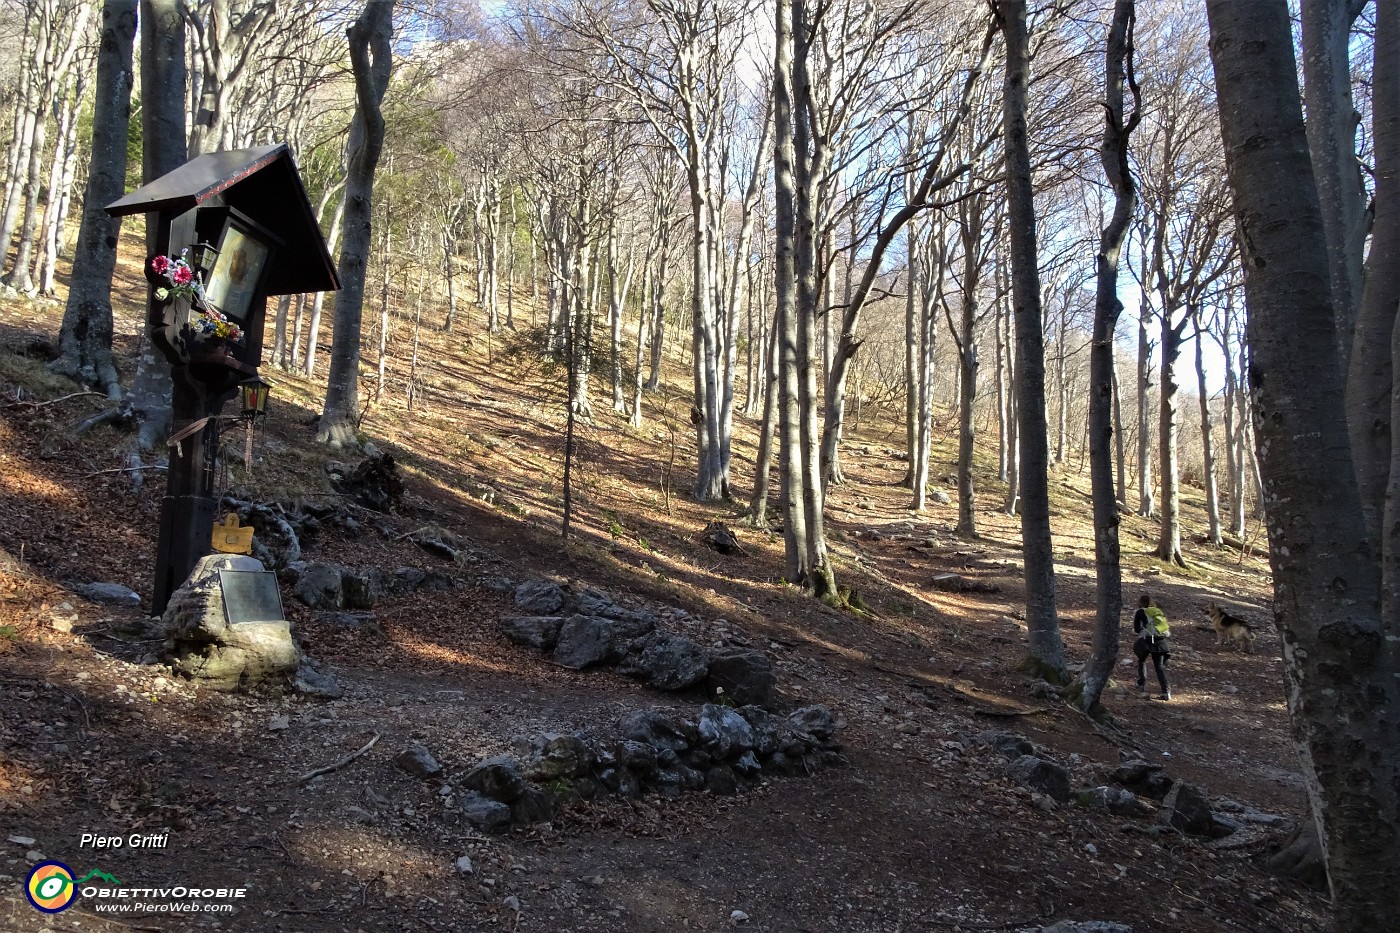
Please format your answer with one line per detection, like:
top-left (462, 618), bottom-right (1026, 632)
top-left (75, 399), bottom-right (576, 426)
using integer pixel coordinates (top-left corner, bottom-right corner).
top-left (1133, 594), bottom-right (1172, 701)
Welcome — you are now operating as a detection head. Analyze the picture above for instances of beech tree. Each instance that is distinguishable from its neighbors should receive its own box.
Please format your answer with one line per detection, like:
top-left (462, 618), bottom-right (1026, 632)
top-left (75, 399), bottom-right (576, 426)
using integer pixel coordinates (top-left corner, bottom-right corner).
top-left (50, 0), bottom-right (136, 398)
top-left (994, 0), bottom-right (1066, 680)
top-left (1206, 0), bottom-right (1400, 924)
top-left (318, 0), bottom-right (395, 447)
top-left (1078, 0), bottom-right (1138, 714)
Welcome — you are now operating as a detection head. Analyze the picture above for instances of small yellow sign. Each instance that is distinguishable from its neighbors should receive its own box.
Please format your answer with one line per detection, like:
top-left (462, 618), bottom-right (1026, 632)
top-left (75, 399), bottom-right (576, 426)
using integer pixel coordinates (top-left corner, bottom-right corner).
top-left (211, 513), bottom-right (254, 555)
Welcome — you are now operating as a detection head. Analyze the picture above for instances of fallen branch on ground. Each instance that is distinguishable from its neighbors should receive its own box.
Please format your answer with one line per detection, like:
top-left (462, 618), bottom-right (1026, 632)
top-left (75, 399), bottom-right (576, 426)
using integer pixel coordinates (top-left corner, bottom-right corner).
top-left (297, 732), bottom-right (381, 784)
top-left (78, 465), bottom-right (168, 478)
top-left (4, 390), bottom-right (105, 410)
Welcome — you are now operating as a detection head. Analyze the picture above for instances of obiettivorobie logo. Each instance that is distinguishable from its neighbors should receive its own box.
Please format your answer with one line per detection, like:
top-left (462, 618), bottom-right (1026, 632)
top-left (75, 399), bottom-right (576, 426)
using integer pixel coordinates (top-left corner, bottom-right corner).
top-left (25, 862), bottom-right (123, 914)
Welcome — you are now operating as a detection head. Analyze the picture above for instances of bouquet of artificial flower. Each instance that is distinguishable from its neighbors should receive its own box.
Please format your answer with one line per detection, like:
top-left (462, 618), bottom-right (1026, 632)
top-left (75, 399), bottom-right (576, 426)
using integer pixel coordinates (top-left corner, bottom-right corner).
top-left (190, 305), bottom-right (244, 343)
top-left (150, 250), bottom-right (205, 305)
top-left (150, 249), bottom-right (244, 345)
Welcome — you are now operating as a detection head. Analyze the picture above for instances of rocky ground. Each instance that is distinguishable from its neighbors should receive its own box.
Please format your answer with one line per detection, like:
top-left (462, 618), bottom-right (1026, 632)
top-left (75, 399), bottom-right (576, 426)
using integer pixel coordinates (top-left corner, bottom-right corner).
top-left (0, 287), bottom-right (1327, 933)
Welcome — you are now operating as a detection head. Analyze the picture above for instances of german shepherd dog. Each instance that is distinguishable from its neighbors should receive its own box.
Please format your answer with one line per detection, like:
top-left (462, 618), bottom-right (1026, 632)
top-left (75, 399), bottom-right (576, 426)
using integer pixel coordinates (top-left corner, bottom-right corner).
top-left (1203, 602), bottom-right (1257, 653)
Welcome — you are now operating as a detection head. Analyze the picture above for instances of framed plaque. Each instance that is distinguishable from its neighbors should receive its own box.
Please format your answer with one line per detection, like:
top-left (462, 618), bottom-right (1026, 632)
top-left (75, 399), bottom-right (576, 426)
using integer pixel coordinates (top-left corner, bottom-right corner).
top-left (218, 569), bottom-right (285, 624)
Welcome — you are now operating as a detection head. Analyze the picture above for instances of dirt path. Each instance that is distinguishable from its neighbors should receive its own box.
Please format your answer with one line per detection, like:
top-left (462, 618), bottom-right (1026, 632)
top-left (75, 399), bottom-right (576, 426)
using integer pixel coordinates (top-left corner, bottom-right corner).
top-left (0, 302), bottom-right (1328, 932)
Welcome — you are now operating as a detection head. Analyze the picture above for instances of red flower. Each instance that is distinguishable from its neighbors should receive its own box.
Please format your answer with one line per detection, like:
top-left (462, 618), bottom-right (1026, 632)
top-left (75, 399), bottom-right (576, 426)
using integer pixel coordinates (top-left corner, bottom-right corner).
top-left (172, 265), bottom-right (193, 285)
top-left (151, 255), bottom-right (170, 275)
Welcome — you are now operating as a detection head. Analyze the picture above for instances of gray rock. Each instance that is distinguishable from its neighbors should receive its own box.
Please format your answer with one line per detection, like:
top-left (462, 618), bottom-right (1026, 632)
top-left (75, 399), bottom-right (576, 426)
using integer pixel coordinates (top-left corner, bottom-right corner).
top-left (1159, 781), bottom-right (1215, 836)
top-left (480, 575), bottom-right (516, 595)
top-left (524, 733), bottom-right (596, 780)
top-left (763, 752), bottom-right (795, 775)
top-left (419, 570), bottom-right (454, 592)
top-left (509, 785), bottom-right (556, 825)
top-left (616, 740), bottom-right (659, 777)
top-left (499, 616), bottom-right (565, 651)
top-left (293, 563), bottom-right (344, 610)
top-left (706, 649), bottom-right (777, 708)
top-left (76, 582), bottom-right (141, 606)
top-left (617, 710), bottom-right (693, 753)
top-left (598, 766), bottom-right (641, 798)
top-left (698, 704), bottom-right (756, 760)
top-left (461, 755), bottom-right (528, 802)
top-left (737, 706), bottom-right (785, 756)
top-left (574, 589), bottom-right (622, 618)
top-left (394, 567), bottom-right (427, 590)
top-left (732, 751), bottom-right (761, 777)
top-left (1040, 923), bottom-right (1132, 933)
top-left (294, 665), bottom-right (345, 699)
top-left (978, 731), bottom-right (1036, 760)
top-left (341, 571), bottom-right (385, 610)
top-left (704, 765), bottom-right (739, 795)
top-left (654, 769), bottom-right (685, 798)
top-left (574, 589), bottom-right (657, 638)
top-left (1007, 755), bottom-right (1072, 802)
top-left (455, 855), bottom-right (474, 875)
top-left (788, 706), bottom-right (838, 742)
top-left (162, 554), bottom-right (300, 691)
top-left (459, 792), bottom-right (512, 833)
top-left (929, 489), bottom-right (952, 505)
top-left (230, 501), bottom-right (303, 570)
top-left (553, 615), bottom-right (616, 669)
top-left (395, 744), bottom-right (443, 779)
top-left (1111, 759), bottom-right (1174, 800)
top-left (515, 580), bottom-right (565, 614)
top-left (408, 526), bottom-right (461, 561)
top-left (1079, 785), bottom-right (1155, 818)
top-left (622, 633), bottom-right (709, 690)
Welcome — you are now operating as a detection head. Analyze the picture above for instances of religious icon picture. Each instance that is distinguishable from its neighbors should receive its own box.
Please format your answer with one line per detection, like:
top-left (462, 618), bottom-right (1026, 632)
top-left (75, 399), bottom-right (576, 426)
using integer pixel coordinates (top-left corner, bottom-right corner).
top-left (204, 222), bottom-right (271, 325)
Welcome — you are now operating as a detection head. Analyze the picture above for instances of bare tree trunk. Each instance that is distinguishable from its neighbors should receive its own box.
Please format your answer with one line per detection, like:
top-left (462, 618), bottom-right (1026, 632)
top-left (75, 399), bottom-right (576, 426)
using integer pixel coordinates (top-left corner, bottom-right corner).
top-left (955, 223), bottom-right (979, 537)
top-left (1054, 311), bottom-right (1068, 463)
top-left (1221, 303), bottom-right (1246, 536)
top-left (290, 293), bottom-right (307, 368)
top-left (1136, 291), bottom-right (1155, 515)
top-left (39, 69), bottom-right (86, 296)
top-left (791, 0), bottom-right (832, 596)
top-left (1207, 3), bottom-right (1400, 924)
top-left (1194, 310), bottom-right (1223, 544)
top-left (0, 14), bottom-right (37, 254)
top-left (1078, 0), bottom-right (1137, 715)
top-left (304, 192), bottom-right (346, 376)
top-left (318, 0), bottom-right (394, 448)
top-left (51, 0), bottom-right (136, 399)
top-left (442, 222), bottom-right (458, 333)
top-left (748, 316), bottom-right (779, 527)
top-left (1300, 0), bottom-right (1366, 370)
top-left (997, 0), bottom-right (1065, 680)
top-left (375, 198), bottom-right (392, 401)
top-left (903, 219), bottom-right (919, 487)
top-left (505, 189), bottom-right (516, 328)
top-left (1113, 350), bottom-right (1127, 506)
top-left (995, 250), bottom-right (1009, 484)
top-left (271, 294), bottom-right (291, 370)
top-left (1347, 0), bottom-right (1399, 547)
top-left (128, 0), bottom-right (187, 454)
top-left (0, 5), bottom-right (50, 269)
top-left (1004, 290), bottom-right (1020, 515)
top-left (1156, 310), bottom-right (1188, 566)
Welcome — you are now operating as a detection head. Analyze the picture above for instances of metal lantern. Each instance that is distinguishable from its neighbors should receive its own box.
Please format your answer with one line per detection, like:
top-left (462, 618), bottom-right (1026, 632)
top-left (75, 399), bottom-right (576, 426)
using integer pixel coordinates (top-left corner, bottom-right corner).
top-left (189, 240), bottom-right (219, 279)
top-left (239, 375), bottom-right (271, 420)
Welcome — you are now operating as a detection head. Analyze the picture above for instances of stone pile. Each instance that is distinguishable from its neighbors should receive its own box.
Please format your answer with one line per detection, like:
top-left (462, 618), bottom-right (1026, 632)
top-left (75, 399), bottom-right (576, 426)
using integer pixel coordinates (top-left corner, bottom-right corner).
top-left (283, 561), bottom-right (453, 612)
top-left (980, 731), bottom-right (1265, 840)
top-left (499, 580), bottom-right (778, 708)
top-left (398, 703), bottom-right (843, 833)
